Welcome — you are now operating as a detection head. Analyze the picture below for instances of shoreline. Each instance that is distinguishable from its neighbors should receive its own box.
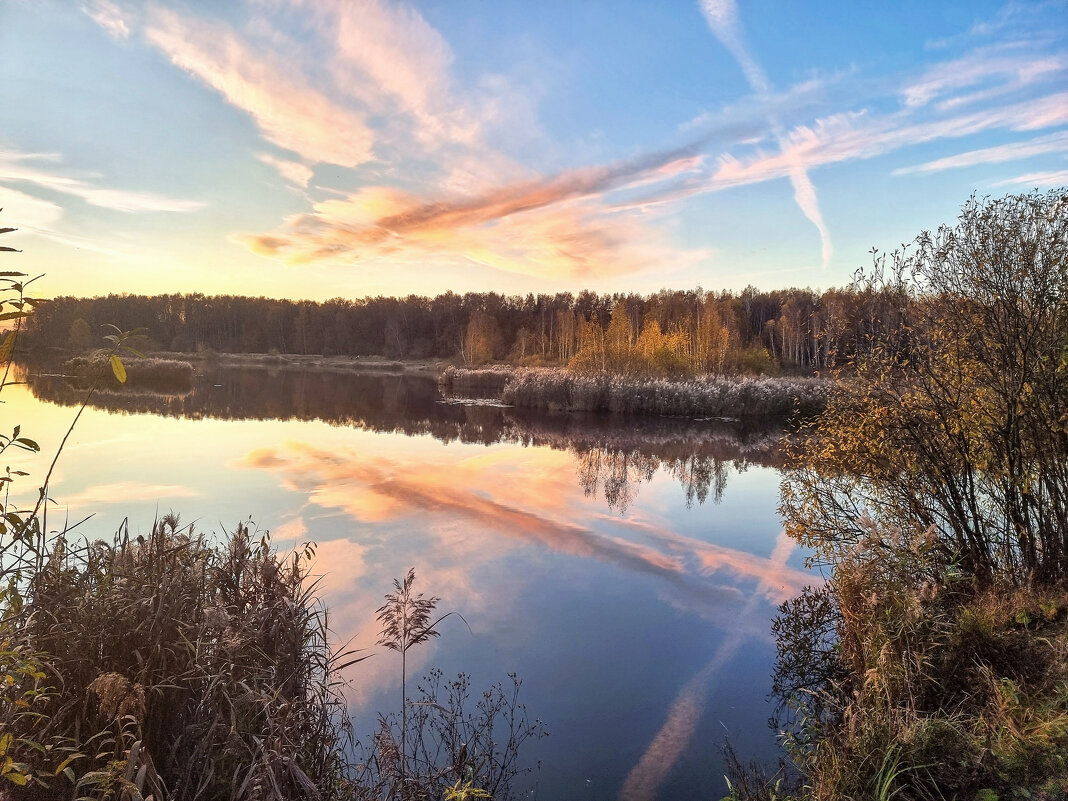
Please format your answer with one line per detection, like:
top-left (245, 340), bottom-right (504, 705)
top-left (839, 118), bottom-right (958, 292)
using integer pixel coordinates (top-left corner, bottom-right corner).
top-left (24, 348), bottom-right (450, 376)
top-left (24, 350), bottom-right (830, 419)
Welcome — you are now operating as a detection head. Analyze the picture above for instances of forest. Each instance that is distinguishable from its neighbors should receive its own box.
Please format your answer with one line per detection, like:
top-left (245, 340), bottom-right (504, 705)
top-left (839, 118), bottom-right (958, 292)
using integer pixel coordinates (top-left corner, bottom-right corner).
top-left (23, 284), bottom-right (909, 376)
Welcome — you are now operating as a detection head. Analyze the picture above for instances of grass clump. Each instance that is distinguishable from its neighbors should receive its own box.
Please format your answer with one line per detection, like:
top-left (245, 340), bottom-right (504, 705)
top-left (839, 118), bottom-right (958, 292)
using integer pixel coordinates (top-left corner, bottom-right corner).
top-left (438, 366), bottom-right (514, 396)
top-left (1, 515), bottom-right (355, 800)
top-left (65, 354), bottom-right (195, 391)
top-left (767, 526), bottom-right (1068, 800)
top-left (503, 369), bottom-right (828, 417)
top-left (441, 366), bottom-right (829, 418)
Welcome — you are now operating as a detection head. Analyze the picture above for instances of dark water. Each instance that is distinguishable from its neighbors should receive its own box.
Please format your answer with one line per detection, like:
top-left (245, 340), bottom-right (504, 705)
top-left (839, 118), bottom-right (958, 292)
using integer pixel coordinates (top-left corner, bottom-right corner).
top-left (10, 364), bottom-right (812, 800)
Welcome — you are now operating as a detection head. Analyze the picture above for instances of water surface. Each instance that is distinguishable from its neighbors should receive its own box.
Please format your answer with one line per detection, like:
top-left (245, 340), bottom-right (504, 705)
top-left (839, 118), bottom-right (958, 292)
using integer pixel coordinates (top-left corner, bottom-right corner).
top-left (9, 364), bottom-right (812, 800)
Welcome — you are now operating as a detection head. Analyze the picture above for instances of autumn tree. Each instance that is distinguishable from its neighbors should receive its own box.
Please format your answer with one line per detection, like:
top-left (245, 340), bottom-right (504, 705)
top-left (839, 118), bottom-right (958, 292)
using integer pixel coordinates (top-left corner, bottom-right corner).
top-left (783, 190), bottom-right (1068, 585)
top-left (461, 309), bottom-right (499, 366)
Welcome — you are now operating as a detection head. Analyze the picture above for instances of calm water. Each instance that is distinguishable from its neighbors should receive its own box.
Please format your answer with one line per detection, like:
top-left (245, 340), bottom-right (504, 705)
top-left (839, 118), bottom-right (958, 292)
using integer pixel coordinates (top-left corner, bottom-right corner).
top-left (9, 364), bottom-right (813, 800)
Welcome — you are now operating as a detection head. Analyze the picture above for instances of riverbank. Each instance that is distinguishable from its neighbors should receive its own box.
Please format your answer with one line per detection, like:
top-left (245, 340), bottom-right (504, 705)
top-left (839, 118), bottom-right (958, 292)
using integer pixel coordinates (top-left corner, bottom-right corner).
top-left (173, 350), bottom-right (447, 374)
top-left (440, 366), bottom-right (830, 418)
top-left (27, 347), bottom-right (448, 376)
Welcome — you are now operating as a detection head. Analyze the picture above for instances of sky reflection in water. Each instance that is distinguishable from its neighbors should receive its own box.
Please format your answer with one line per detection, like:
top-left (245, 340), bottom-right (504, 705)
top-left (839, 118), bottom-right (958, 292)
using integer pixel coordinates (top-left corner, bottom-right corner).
top-left (10, 366), bottom-right (812, 800)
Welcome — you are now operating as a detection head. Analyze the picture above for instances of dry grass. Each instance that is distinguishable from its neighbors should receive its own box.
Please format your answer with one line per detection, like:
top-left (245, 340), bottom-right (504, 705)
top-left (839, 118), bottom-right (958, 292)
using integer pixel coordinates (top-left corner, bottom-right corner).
top-left (441, 366), bottom-right (829, 418)
top-left (769, 524), bottom-right (1068, 801)
top-left (64, 354), bottom-right (195, 391)
top-left (1, 515), bottom-right (355, 800)
top-left (438, 366), bottom-right (514, 395)
top-left (1, 518), bottom-right (547, 801)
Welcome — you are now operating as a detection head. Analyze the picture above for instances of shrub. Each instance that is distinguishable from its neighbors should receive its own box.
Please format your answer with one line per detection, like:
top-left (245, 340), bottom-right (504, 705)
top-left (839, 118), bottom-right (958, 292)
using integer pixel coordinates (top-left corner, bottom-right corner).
top-left (773, 191), bottom-right (1068, 800)
top-left (2, 517), bottom-right (354, 800)
top-left (783, 190), bottom-right (1068, 585)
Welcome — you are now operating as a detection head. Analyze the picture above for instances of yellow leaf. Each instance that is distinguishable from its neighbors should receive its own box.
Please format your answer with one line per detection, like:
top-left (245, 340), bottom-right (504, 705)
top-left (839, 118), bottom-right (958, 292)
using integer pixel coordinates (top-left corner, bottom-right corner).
top-left (110, 354), bottom-right (127, 384)
top-left (0, 331), bottom-right (14, 363)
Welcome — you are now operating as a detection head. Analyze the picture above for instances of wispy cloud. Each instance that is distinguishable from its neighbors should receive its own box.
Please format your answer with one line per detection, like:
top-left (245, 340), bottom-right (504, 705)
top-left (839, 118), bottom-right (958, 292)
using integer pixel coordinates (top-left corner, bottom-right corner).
top-left (709, 91), bottom-right (1068, 189)
top-left (234, 147), bottom-right (708, 279)
top-left (81, 0), bottom-right (130, 39)
top-left (698, 0), bottom-right (833, 267)
top-left (0, 186), bottom-right (63, 233)
top-left (895, 130), bottom-right (1068, 175)
top-left (301, 0), bottom-right (481, 149)
top-left (992, 168), bottom-right (1068, 188)
top-left (903, 45), bottom-right (1067, 109)
top-left (0, 150), bottom-right (205, 213)
top-left (255, 153), bottom-right (314, 188)
top-left (698, 0), bottom-right (769, 94)
top-left (144, 8), bottom-right (375, 169)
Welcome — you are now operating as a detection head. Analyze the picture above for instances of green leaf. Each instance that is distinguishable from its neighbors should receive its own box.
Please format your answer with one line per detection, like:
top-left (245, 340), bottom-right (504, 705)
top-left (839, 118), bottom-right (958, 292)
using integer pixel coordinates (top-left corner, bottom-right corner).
top-left (110, 355), bottom-right (127, 384)
top-left (14, 438), bottom-right (39, 452)
top-left (0, 247), bottom-right (21, 253)
top-left (0, 311), bottom-right (29, 322)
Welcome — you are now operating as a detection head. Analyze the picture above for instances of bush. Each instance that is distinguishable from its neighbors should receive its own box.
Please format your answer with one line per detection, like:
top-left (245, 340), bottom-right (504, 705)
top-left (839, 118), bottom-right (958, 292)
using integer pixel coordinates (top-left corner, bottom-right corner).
top-left (2, 517), bottom-right (354, 800)
top-left (772, 191), bottom-right (1068, 800)
top-left (783, 190), bottom-right (1068, 585)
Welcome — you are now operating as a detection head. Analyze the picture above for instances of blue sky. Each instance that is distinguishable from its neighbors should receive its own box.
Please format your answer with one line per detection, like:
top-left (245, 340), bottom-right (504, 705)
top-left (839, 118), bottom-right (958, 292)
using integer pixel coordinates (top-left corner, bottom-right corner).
top-left (1, 0), bottom-right (1066, 301)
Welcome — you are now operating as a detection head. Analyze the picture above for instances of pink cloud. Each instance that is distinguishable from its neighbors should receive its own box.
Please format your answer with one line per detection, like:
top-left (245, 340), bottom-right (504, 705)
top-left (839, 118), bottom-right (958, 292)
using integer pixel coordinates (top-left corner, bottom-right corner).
top-left (145, 8), bottom-right (375, 169)
top-left (233, 147), bottom-right (708, 279)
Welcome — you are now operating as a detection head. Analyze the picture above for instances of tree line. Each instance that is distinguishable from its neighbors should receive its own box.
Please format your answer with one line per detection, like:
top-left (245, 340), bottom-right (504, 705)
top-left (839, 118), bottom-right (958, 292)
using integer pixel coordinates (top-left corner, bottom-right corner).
top-left (25, 284), bottom-right (912, 376)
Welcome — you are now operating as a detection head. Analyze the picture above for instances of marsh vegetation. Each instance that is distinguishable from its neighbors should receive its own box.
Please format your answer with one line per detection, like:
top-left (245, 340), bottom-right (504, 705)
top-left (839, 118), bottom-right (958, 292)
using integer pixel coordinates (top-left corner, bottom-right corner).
top-left (64, 354), bottom-right (196, 392)
top-left (441, 366), bottom-right (828, 418)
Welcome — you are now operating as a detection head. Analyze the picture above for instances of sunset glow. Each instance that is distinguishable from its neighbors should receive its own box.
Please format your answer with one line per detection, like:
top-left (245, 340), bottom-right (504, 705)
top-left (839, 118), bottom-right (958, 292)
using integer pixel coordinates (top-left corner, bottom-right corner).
top-left (4, 1), bottom-right (1065, 300)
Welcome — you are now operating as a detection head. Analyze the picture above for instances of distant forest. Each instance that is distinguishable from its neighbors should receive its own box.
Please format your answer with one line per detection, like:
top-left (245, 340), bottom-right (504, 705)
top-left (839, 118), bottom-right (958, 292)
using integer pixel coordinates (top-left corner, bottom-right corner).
top-left (24, 286), bottom-right (906, 374)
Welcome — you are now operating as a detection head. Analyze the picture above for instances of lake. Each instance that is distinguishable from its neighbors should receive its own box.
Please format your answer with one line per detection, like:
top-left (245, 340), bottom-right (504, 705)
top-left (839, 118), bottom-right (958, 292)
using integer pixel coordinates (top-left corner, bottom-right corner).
top-left (8, 363), bottom-right (813, 800)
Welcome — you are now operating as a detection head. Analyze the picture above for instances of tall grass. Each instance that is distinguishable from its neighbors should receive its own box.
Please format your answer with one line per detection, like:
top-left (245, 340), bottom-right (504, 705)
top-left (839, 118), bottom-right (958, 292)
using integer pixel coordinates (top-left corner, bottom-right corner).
top-left (1, 515), bottom-right (356, 799)
top-left (1, 516), bottom-right (547, 800)
top-left (65, 354), bottom-right (195, 391)
top-left (768, 520), bottom-right (1068, 800)
top-left (442, 367), bottom-right (829, 418)
top-left (438, 366), bottom-right (514, 396)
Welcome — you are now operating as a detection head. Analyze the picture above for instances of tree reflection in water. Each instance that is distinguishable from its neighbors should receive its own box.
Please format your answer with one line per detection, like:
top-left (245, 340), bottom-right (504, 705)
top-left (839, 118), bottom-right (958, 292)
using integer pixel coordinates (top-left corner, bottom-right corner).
top-left (23, 362), bottom-right (787, 514)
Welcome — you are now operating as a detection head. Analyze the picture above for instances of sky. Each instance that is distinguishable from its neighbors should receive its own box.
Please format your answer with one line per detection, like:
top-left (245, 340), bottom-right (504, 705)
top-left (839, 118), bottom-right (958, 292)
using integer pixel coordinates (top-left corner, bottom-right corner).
top-left (1, 0), bottom-right (1066, 302)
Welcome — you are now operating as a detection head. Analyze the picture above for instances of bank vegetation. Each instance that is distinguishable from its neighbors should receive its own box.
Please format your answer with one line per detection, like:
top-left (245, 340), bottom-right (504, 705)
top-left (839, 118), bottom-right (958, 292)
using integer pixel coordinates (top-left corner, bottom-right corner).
top-left (730, 190), bottom-right (1068, 800)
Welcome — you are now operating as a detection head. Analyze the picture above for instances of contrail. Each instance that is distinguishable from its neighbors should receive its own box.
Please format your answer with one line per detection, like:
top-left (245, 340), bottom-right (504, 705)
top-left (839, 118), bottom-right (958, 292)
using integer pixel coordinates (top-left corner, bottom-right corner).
top-left (618, 532), bottom-right (796, 801)
top-left (698, 0), bottom-right (833, 267)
